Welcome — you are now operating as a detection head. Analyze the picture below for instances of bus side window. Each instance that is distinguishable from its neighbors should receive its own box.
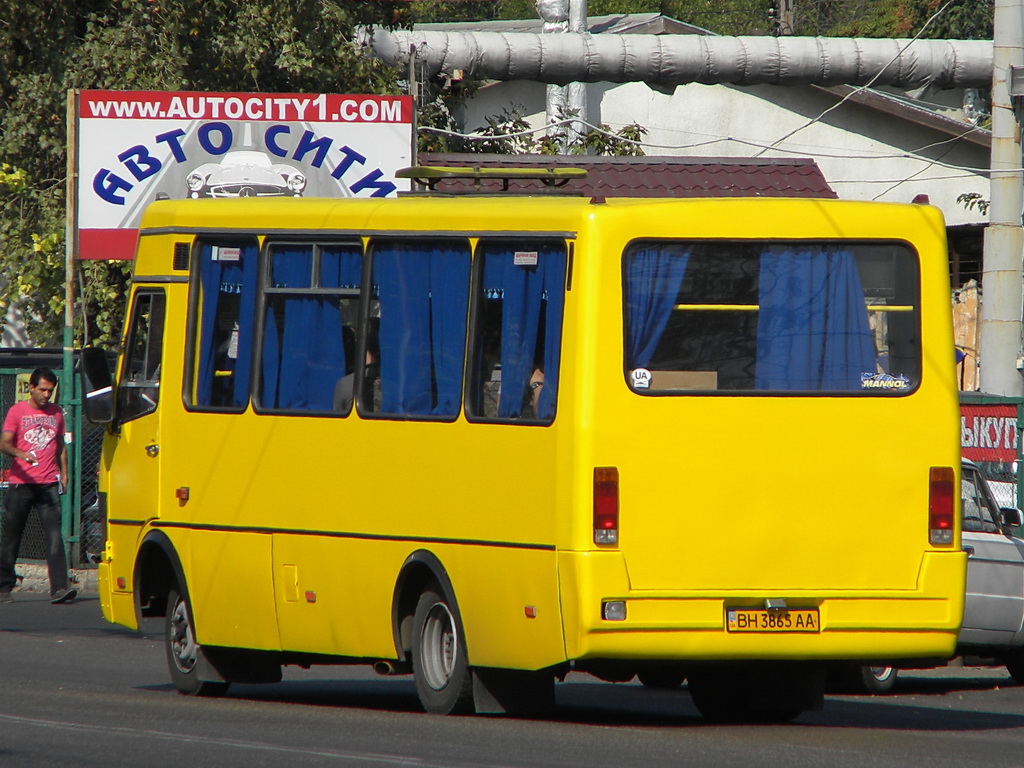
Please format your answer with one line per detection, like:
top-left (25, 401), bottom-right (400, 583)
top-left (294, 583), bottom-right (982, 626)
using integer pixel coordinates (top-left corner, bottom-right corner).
top-left (369, 238), bottom-right (470, 419)
top-left (118, 290), bottom-right (166, 423)
top-left (259, 242), bottom-right (361, 413)
top-left (191, 240), bottom-right (259, 409)
top-left (468, 238), bottom-right (566, 423)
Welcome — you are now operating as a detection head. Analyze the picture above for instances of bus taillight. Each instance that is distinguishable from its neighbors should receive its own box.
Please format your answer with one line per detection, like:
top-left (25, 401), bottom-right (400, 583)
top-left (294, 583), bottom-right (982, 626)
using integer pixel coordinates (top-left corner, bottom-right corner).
top-left (594, 467), bottom-right (619, 545)
top-left (928, 466), bottom-right (955, 545)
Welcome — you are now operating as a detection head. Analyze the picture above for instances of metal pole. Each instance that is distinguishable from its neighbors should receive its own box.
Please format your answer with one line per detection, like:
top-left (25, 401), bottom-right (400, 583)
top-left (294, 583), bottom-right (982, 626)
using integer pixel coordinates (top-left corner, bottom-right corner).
top-left (408, 45), bottom-right (419, 173)
top-left (980, 0), bottom-right (1024, 396)
top-left (63, 90), bottom-right (78, 559)
top-left (565, 0), bottom-right (588, 147)
top-left (538, 0), bottom-right (570, 150)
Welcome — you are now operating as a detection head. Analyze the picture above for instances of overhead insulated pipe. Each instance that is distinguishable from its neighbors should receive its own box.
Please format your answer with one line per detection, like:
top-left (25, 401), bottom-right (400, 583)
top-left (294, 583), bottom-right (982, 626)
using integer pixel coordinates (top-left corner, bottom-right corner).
top-left (367, 30), bottom-right (993, 91)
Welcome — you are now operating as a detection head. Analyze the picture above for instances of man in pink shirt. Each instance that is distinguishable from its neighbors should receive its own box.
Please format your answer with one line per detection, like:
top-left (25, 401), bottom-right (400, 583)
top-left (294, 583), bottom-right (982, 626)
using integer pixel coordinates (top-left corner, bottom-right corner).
top-left (0, 368), bottom-right (76, 604)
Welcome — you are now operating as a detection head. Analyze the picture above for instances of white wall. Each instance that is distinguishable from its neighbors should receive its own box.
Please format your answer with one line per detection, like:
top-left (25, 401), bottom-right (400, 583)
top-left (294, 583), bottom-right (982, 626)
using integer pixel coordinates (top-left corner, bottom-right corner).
top-left (459, 79), bottom-right (989, 228)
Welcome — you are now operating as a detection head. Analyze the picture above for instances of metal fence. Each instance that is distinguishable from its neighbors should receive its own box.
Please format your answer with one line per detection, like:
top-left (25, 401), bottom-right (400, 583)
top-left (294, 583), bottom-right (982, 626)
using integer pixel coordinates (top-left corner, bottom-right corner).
top-left (0, 349), bottom-right (101, 573)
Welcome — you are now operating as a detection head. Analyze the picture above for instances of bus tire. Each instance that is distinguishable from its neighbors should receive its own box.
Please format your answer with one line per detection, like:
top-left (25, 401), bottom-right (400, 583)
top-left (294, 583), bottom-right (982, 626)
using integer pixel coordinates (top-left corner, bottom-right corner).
top-left (1004, 650), bottom-right (1024, 683)
top-left (412, 586), bottom-right (473, 714)
top-left (688, 668), bottom-right (802, 723)
top-left (165, 588), bottom-right (230, 697)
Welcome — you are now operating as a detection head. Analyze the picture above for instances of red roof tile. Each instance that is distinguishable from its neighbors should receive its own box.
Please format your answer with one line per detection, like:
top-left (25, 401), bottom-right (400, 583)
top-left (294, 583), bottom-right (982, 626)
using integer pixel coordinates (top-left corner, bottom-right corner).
top-left (417, 154), bottom-right (837, 199)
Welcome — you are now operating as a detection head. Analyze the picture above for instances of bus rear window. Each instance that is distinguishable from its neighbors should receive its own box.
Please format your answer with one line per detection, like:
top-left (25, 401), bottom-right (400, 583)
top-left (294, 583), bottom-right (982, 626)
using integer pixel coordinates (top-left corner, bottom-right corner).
top-left (623, 240), bottom-right (920, 394)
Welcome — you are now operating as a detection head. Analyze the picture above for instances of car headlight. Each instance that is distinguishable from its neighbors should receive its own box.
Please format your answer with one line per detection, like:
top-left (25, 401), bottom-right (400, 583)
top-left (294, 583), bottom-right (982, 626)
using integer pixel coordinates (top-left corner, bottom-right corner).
top-left (186, 172), bottom-right (205, 192)
top-left (287, 173), bottom-right (306, 193)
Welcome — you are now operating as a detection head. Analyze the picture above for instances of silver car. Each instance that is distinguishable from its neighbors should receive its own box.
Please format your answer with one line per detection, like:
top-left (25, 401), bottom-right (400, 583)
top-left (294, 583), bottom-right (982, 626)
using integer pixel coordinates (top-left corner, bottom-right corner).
top-left (959, 459), bottom-right (1024, 667)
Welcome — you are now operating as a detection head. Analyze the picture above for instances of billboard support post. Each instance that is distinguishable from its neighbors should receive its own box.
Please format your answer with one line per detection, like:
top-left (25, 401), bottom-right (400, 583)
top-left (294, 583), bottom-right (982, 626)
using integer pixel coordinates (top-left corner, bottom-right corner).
top-left (62, 89), bottom-right (79, 550)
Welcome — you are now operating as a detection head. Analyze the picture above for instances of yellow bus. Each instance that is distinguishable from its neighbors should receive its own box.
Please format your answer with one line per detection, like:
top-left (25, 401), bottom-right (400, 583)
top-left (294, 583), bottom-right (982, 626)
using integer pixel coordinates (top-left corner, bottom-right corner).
top-left (83, 186), bottom-right (964, 722)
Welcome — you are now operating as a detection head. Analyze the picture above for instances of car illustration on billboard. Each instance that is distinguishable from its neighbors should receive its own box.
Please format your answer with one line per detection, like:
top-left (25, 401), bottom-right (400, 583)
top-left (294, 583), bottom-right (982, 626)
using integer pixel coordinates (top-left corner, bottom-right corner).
top-left (185, 150), bottom-right (307, 199)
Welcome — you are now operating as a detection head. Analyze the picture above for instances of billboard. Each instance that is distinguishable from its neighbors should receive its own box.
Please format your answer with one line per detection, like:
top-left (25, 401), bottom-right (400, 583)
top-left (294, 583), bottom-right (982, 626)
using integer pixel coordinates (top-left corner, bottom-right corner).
top-left (75, 90), bottom-right (413, 259)
top-left (961, 402), bottom-right (1018, 463)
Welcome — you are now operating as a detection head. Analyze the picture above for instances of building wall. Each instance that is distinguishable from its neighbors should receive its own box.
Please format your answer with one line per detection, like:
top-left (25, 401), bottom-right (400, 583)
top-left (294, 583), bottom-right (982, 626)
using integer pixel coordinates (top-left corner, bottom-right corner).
top-left (459, 79), bottom-right (990, 228)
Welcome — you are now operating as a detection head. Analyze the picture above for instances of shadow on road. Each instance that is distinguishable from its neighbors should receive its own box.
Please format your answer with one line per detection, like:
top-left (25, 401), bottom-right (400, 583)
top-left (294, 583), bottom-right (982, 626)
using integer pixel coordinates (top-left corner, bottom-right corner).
top-left (134, 673), bottom-right (1024, 732)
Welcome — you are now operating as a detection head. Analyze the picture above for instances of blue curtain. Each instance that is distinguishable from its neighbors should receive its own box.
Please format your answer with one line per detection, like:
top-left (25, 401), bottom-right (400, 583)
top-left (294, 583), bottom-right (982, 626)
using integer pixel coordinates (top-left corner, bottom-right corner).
top-left (482, 243), bottom-right (566, 419)
top-left (624, 244), bottom-right (690, 369)
top-left (755, 246), bottom-right (876, 391)
top-left (375, 241), bottom-right (470, 416)
top-left (261, 244), bottom-right (360, 411)
top-left (197, 242), bottom-right (258, 407)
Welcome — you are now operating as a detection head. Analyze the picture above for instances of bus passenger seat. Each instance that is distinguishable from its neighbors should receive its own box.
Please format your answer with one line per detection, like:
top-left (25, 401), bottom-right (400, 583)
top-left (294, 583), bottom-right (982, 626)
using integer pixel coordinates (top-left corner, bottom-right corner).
top-left (482, 381), bottom-right (500, 418)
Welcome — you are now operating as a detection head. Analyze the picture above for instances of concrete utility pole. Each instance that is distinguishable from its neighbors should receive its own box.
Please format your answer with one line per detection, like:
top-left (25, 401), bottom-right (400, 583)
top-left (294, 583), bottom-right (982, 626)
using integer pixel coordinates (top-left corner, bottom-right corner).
top-left (980, 0), bottom-right (1024, 396)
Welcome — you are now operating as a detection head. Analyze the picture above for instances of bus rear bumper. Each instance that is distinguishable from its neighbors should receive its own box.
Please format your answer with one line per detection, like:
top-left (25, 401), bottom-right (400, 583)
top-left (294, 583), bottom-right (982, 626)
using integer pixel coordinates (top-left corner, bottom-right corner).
top-left (559, 550), bottom-right (965, 662)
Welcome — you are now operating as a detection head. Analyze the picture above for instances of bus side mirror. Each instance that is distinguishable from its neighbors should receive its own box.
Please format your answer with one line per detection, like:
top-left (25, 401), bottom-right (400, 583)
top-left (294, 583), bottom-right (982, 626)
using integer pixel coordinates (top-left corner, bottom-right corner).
top-left (81, 347), bottom-right (114, 424)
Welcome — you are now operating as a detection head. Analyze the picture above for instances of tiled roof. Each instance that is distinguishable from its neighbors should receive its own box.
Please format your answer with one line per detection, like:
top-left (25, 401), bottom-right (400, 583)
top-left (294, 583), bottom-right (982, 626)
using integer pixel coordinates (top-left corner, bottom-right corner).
top-left (416, 154), bottom-right (838, 199)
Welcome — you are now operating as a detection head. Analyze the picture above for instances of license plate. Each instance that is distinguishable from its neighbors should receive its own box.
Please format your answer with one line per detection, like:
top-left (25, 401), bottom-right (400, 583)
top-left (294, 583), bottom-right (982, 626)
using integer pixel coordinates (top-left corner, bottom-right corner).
top-left (726, 608), bottom-right (820, 633)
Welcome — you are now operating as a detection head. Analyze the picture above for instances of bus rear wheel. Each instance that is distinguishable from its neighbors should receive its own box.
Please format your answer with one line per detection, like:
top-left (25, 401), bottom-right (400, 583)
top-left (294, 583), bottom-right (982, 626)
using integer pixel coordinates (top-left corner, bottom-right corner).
top-left (688, 668), bottom-right (803, 724)
top-left (637, 670), bottom-right (686, 690)
top-left (165, 588), bottom-right (230, 697)
top-left (412, 587), bottom-right (473, 714)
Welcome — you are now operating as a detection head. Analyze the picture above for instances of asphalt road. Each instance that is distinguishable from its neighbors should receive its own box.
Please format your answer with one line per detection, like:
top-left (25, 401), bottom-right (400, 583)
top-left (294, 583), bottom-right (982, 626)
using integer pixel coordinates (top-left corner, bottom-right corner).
top-left (3, 593), bottom-right (1024, 768)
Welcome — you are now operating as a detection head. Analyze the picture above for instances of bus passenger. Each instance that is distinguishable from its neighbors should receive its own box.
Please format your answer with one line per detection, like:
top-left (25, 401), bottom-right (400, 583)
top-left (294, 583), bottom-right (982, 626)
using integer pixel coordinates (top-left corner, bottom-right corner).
top-left (334, 320), bottom-right (380, 412)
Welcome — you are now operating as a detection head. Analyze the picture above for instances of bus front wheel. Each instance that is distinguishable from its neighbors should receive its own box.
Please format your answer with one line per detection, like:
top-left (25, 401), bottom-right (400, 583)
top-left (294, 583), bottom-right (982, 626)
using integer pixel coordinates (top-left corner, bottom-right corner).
top-left (412, 587), bottom-right (474, 714)
top-left (165, 588), bottom-right (230, 697)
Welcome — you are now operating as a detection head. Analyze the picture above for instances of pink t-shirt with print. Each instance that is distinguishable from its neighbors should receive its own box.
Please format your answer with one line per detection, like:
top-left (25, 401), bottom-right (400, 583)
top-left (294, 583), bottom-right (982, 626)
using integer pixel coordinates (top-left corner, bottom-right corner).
top-left (3, 399), bottom-right (64, 485)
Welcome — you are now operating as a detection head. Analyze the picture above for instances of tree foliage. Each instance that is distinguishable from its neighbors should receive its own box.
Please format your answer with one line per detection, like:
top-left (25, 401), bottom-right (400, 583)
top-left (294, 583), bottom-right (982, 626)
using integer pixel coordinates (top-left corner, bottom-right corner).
top-left (0, 0), bottom-right (404, 347)
top-left (412, 0), bottom-right (992, 38)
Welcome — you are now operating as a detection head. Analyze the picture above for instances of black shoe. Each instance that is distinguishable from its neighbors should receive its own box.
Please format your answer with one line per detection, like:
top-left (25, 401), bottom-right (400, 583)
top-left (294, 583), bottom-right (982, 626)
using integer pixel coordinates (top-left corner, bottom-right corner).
top-left (51, 588), bottom-right (77, 604)
top-left (0, 591), bottom-right (12, 603)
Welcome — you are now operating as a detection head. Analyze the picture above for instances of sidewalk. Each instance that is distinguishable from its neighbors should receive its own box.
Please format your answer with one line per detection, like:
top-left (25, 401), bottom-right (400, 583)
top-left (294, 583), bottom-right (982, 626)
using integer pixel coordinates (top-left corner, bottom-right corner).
top-left (14, 563), bottom-right (97, 596)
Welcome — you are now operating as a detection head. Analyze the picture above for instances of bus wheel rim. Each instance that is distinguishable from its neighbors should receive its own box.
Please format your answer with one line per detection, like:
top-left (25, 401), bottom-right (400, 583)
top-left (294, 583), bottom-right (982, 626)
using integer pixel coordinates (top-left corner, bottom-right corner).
top-left (169, 597), bottom-right (198, 674)
top-left (421, 602), bottom-right (458, 691)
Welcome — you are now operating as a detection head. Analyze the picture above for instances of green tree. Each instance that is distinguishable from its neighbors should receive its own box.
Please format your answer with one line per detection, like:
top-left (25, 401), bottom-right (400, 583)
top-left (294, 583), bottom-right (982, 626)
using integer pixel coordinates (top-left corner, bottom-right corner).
top-left (0, 0), bottom-right (404, 347)
top-left (820, 0), bottom-right (993, 38)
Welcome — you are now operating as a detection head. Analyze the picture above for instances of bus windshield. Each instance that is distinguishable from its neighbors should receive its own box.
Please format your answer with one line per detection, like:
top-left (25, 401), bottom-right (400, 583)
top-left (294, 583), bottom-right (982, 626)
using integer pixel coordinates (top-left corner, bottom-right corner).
top-left (623, 240), bottom-right (920, 394)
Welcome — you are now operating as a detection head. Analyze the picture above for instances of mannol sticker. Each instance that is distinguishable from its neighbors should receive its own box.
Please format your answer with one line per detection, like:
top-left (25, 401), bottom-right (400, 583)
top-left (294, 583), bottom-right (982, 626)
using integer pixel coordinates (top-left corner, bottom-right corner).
top-left (860, 372), bottom-right (911, 390)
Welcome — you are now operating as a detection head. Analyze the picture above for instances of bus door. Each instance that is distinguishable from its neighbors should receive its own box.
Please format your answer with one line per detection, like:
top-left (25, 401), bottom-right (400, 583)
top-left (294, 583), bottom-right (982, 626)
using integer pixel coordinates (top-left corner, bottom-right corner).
top-left (108, 289), bottom-right (167, 592)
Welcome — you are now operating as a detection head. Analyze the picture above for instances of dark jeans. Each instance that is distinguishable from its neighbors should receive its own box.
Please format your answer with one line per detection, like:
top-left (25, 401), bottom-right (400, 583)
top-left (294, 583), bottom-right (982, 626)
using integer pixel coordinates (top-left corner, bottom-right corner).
top-left (0, 483), bottom-right (69, 594)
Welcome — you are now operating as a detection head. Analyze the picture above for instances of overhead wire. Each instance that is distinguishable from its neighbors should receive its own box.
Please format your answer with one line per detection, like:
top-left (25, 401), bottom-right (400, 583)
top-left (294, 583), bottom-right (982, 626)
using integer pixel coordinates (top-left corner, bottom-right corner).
top-left (752, 0), bottom-right (960, 157)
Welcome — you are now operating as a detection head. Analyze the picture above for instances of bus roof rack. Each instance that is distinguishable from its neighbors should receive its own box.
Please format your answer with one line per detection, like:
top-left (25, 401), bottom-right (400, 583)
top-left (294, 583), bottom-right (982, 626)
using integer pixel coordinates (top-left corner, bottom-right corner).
top-left (396, 165), bottom-right (588, 194)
